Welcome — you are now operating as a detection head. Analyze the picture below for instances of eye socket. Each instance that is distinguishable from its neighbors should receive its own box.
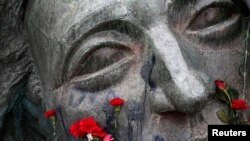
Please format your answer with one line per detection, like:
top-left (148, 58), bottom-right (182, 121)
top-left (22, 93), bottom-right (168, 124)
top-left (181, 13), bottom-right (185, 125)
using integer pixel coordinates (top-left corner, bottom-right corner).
top-left (189, 7), bottom-right (237, 30)
top-left (70, 43), bottom-right (132, 78)
top-left (184, 3), bottom-right (243, 45)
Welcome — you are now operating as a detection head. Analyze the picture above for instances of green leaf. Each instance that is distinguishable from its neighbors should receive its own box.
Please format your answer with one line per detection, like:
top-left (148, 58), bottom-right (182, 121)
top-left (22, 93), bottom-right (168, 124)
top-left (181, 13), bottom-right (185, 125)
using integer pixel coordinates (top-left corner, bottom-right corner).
top-left (227, 88), bottom-right (239, 99)
top-left (216, 110), bottom-right (229, 123)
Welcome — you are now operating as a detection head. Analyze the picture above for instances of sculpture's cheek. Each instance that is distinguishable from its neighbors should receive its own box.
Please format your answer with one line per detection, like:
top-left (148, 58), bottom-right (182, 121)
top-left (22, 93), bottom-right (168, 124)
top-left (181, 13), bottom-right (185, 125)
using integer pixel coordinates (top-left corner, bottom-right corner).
top-left (52, 56), bottom-right (147, 137)
top-left (175, 28), bottom-right (246, 91)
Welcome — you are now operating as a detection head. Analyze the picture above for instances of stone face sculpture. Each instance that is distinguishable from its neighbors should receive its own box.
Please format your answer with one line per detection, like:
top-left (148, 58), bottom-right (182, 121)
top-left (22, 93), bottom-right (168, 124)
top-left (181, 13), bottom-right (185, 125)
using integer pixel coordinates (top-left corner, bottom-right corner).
top-left (1, 0), bottom-right (250, 140)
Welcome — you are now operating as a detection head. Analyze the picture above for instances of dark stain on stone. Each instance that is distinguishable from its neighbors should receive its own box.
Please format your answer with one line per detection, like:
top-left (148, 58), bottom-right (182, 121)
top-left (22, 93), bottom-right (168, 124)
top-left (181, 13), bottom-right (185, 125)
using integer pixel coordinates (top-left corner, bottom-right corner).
top-left (55, 105), bottom-right (71, 141)
top-left (126, 101), bottom-right (145, 141)
top-left (153, 134), bottom-right (164, 141)
top-left (126, 101), bottom-right (144, 121)
top-left (140, 54), bottom-right (156, 88)
top-left (128, 119), bottom-right (133, 141)
top-left (102, 89), bottom-right (116, 133)
top-left (102, 100), bottom-right (115, 132)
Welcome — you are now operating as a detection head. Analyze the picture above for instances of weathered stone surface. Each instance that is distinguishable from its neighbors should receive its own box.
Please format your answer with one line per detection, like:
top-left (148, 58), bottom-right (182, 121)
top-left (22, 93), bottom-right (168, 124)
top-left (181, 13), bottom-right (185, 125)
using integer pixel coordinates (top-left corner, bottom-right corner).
top-left (1, 0), bottom-right (250, 141)
top-left (0, 0), bottom-right (51, 140)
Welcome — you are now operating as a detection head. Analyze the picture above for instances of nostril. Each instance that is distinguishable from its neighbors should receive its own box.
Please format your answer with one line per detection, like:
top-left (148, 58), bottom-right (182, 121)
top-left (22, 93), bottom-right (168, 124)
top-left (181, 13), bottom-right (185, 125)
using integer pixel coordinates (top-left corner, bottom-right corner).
top-left (160, 75), bottom-right (208, 113)
top-left (175, 92), bottom-right (207, 113)
top-left (171, 84), bottom-right (208, 113)
top-left (149, 79), bottom-right (208, 114)
top-left (171, 76), bottom-right (208, 113)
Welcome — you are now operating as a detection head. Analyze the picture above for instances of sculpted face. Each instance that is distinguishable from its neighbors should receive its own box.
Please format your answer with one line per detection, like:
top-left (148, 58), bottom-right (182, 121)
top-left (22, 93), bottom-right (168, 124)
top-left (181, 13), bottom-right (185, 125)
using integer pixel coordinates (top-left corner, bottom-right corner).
top-left (25, 0), bottom-right (249, 140)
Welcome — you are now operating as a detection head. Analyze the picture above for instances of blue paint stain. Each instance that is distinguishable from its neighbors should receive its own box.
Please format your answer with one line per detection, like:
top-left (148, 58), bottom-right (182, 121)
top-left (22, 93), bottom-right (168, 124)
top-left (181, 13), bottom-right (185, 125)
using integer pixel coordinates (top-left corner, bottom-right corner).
top-left (126, 101), bottom-right (145, 141)
top-left (126, 101), bottom-right (144, 121)
top-left (68, 91), bottom-right (86, 107)
top-left (153, 134), bottom-right (165, 141)
top-left (89, 93), bottom-right (96, 103)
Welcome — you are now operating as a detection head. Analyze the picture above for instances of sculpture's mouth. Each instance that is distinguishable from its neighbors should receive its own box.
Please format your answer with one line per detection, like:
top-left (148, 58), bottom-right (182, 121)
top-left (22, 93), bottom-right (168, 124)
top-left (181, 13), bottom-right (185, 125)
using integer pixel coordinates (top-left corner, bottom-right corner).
top-left (159, 111), bottom-right (188, 116)
top-left (159, 111), bottom-right (190, 118)
top-left (158, 111), bottom-right (190, 120)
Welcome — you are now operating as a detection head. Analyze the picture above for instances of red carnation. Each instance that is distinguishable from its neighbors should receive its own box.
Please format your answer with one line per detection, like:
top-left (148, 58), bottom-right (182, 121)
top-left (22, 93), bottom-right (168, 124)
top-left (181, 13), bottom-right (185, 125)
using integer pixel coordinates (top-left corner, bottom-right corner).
top-left (214, 80), bottom-right (226, 90)
top-left (69, 120), bottom-right (85, 137)
top-left (91, 126), bottom-right (107, 138)
top-left (231, 99), bottom-right (248, 110)
top-left (43, 109), bottom-right (56, 118)
top-left (109, 97), bottom-right (124, 106)
top-left (103, 134), bottom-right (113, 141)
top-left (79, 117), bottom-right (98, 133)
top-left (69, 117), bottom-right (107, 139)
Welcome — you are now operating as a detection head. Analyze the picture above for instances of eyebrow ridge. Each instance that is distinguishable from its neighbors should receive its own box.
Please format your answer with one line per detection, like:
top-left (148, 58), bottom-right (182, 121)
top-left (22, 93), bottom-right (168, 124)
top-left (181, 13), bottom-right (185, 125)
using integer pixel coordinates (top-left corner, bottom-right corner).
top-left (64, 3), bottom-right (130, 46)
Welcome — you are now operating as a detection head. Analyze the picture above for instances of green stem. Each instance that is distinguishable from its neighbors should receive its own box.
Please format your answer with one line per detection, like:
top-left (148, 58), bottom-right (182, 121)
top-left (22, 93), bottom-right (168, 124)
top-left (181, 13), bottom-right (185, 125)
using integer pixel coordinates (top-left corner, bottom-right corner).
top-left (230, 109), bottom-right (239, 125)
top-left (234, 110), bottom-right (239, 125)
top-left (228, 109), bottom-right (234, 125)
top-left (222, 89), bottom-right (232, 107)
top-left (51, 116), bottom-right (57, 141)
top-left (114, 112), bottom-right (118, 129)
top-left (93, 137), bottom-right (100, 141)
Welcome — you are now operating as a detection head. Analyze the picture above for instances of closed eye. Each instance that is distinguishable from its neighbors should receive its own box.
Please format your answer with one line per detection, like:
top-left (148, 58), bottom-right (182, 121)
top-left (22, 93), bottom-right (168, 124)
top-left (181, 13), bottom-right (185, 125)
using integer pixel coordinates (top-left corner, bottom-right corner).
top-left (61, 21), bottom-right (144, 91)
top-left (185, 2), bottom-right (242, 44)
top-left (188, 7), bottom-right (237, 31)
top-left (70, 42), bottom-right (132, 79)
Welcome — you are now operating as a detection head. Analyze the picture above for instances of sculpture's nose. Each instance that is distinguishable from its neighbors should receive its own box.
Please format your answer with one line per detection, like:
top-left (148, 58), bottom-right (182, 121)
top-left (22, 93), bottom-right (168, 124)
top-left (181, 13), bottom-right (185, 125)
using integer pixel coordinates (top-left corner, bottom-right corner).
top-left (148, 23), bottom-right (208, 113)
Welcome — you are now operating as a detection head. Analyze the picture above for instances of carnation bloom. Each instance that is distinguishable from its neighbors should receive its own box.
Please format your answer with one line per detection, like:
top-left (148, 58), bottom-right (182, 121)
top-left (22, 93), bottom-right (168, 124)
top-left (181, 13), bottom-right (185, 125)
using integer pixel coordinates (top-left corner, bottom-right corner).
top-left (231, 99), bottom-right (248, 110)
top-left (109, 97), bottom-right (124, 106)
top-left (43, 109), bottom-right (56, 118)
top-left (214, 80), bottom-right (226, 90)
top-left (79, 117), bottom-right (98, 133)
top-left (91, 126), bottom-right (106, 138)
top-left (103, 134), bottom-right (113, 141)
top-left (69, 117), bottom-right (107, 139)
top-left (69, 120), bottom-right (85, 136)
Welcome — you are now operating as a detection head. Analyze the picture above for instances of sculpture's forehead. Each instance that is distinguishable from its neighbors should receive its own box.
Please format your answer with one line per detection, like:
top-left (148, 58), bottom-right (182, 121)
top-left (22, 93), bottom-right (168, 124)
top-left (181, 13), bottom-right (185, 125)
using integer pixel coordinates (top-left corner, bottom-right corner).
top-left (32, 0), bottom-right (170, 25)
top-left (63, 0), bottom-right (169, 26)
top-left (28, 0), bottom-right (234, 42)
top-left (73, 0), bottom-right (168, 14)
top-left (29, 0), bottom-right (172, 41)
top-left (70, 0), bottom-right (166, 26)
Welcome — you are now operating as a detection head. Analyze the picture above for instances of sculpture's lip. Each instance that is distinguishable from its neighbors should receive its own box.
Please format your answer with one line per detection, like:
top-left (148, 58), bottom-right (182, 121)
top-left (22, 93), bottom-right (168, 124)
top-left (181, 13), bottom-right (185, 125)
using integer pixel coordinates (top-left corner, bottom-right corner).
top-left (159, 111), bottom-right (189, 116)
top-left (158, 111), bottom-right (191, 121)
